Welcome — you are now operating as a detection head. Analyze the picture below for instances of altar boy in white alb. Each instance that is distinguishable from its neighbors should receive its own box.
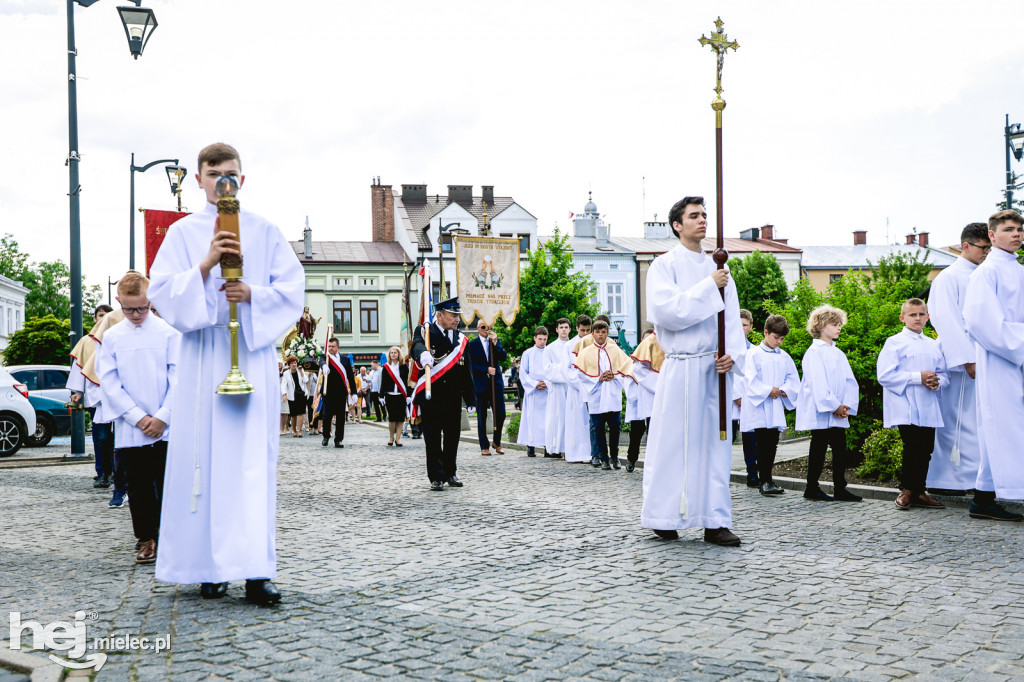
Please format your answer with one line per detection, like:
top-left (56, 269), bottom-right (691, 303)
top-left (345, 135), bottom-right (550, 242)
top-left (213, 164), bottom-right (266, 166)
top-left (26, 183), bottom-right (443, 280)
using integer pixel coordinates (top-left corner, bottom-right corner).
top-left (963, 209), bottom-right (1024, 522)
top-left (640, 197), bottom-right (746, 547)
top-left (542, 318), bottom-right (573, 458)
top-left (149, 143), bottom-right (305, 604)
top-left (573, 320), bottom-right (634, 469)
top-left (517, 326), bottom-right (550, 457)
top-left (563, 315), bottom-right (593, 463)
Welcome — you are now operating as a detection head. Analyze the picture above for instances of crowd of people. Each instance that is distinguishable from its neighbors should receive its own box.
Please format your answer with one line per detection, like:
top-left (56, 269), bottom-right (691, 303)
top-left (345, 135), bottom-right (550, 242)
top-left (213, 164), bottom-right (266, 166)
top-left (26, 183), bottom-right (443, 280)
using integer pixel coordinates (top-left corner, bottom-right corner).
top-left (63, 142), bottom-right (1024, 605)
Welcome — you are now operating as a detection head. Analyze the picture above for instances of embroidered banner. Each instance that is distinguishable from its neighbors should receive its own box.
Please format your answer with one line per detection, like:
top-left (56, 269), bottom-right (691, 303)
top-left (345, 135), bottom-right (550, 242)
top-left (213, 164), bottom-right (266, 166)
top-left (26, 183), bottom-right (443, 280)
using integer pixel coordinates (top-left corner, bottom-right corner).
top-left (453, 236), bottom-right (520, 326)
top-left (142, 209), bottom-right (190, 274)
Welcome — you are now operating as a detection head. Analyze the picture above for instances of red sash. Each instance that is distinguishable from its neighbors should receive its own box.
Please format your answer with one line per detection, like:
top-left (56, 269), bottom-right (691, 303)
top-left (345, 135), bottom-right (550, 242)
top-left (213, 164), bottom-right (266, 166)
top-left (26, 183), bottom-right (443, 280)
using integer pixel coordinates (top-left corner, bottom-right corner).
top-left (383, 363), bottom-right (407, 399)
top-left (412, 335), bottom-right (469, 400)
top-left (327, 354), bottom-right (351, 394)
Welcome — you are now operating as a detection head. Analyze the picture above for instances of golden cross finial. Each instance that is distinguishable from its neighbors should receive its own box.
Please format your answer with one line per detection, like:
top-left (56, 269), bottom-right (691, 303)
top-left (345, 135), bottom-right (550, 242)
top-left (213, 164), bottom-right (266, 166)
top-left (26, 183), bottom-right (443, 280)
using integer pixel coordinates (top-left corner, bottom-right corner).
top-left (698, 16), bottom-right (739, 96)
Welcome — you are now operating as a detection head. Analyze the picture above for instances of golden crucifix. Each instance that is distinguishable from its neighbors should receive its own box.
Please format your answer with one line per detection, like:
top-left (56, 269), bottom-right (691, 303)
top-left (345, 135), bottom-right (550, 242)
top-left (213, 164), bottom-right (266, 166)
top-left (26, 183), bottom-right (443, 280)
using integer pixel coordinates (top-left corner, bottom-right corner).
top-left (698, 17), bottom-right (739, 127)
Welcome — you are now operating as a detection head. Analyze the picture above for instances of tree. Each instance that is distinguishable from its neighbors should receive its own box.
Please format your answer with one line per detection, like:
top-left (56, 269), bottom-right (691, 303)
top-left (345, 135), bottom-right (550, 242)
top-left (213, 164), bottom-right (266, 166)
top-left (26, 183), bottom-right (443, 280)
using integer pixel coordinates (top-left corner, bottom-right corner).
top-left (493, 227), bottom-right (600, 355)
top-left (728, 250), bottom-right (790, 330)
top-left (19, 260), bottom-right (102, 329)
top-left (2, 316), bottom-right (72, 366)
top-left (866, 251), bottom-right (933, 298)
top-left (0, 233), bottom-right (30, 281)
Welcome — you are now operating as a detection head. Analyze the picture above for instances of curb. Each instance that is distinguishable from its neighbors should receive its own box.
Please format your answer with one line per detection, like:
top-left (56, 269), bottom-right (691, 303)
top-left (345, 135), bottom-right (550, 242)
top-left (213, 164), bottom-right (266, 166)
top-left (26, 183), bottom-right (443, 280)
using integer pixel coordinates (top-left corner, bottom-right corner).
top-left (0, 642), bottom-right (65, 682)
top-left (0, 457), bottom-right (94, 470)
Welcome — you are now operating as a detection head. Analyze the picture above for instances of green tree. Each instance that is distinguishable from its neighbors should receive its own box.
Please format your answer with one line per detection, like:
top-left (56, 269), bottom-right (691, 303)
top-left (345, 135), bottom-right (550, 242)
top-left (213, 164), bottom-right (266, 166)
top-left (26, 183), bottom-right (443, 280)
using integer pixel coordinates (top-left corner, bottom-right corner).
top-left (729, 250), bottom-right (790, 330)
top-left (866, 251), bottom-right (933, 298)
top-left (20, 260), bottom-right (102, 329)
top-left (0, 233), bottom-right (30, 281)
top-left (493, 227), bottom-right (600, 355)
top-left (2, 315), bottom-right (72, 366)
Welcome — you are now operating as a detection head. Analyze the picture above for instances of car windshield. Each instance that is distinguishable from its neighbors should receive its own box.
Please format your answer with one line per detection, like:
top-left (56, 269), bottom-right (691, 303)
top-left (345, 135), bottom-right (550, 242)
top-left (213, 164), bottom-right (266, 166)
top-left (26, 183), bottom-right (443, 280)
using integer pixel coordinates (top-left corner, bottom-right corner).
top-left (11, 370), bottom-right (38, 390)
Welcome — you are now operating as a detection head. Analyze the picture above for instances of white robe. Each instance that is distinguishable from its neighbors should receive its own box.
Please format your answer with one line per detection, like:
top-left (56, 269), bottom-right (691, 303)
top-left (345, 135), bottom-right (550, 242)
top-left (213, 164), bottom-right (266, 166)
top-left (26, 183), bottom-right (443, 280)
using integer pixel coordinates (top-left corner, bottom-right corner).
top-left (877, 328), bottom-right (948, 429)
top-left (927, 257), bottom-right (982, 489)
top-left (517, 345), bottom-right (549, 448)
top-left (964, 247), bottom-right (1024, 498)
top-left (640, 245), bottom-right (746, 531)
top-left (563, 335), bottom-right (592, 462)
top-left (730, 340), bottom-right (753, 422)
top-left (739, 343), bottom-right (800, 432)
top-left (149, 201), bottom-right (305, 584)
top-left (794, 340), bottom-right (859, 431)
top-left (626, 362), bottom-right (658, 422)
top-left (542, 338), bottom-right (570, 454)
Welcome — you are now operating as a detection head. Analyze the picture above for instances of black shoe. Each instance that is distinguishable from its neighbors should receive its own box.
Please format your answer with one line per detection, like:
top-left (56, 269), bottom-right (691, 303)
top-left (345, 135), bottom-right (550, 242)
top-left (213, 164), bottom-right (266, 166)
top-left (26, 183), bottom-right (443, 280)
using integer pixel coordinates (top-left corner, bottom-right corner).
top-left (834, 488), bottom-right (863, 502)
top-left (430, 480), bottom-right (445, 491)
top-left (611, 458), bottom-right (621, 470)
top-left (544, 452), bottom-right (558, 458)
top-left (527, 447), bottom-right (536, 457)
top-left (200, 582), bottom-right (228, 599)
top-left (803, 487), bottom-right (834, 501)
top-left (591, 457), bottom-right (602, 468)
top-left (653, 529), bottom-right (679, 540)
top-left (447, 476), bottom-right (463, 488)
top-left (625, 461), bottom-right (636, 472)
top-left (601, 461), bottom-right (612, 470)
top-left (387, 442), bottom-right (393, 447)
top-left (969, 502), bottom-right (1024, 521)
top-left (704, 528), bottom-right (742, 546)
top-left (245, 579), bottom-right (281, 605)
top-left (93, 474), bottom-right (111, 489)
top-left (930, 488), bottom-right (967, 497)
top-left (746, 478), bottom-right (760, 488)
top-left (760, 482), bottom-right (784, 496)
top-left (322, 437), bottom-right (329, 446)
top-left (335, 442), bottom-right (344, 448)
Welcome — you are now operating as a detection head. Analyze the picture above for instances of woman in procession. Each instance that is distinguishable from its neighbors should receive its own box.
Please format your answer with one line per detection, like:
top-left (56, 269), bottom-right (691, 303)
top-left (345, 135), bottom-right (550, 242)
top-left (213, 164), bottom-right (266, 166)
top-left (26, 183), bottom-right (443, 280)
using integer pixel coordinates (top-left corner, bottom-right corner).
top-left (380, 345), bottom-right (410, 447)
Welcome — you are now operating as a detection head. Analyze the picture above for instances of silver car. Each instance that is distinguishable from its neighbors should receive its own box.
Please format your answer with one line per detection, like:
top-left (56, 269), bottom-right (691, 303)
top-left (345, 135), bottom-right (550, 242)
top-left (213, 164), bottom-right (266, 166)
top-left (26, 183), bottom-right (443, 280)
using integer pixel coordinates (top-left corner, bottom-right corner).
top-left (5, 365), bottom-right (73, 403)
top-left (0, 367), bottom-right (37, 457)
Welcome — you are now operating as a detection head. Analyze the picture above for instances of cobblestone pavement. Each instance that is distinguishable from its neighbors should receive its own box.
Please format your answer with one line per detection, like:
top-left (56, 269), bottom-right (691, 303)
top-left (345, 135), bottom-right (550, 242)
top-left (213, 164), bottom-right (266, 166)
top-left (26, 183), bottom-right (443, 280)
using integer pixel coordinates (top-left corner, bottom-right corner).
top-left (3, 421), bottom-right (1024, 681)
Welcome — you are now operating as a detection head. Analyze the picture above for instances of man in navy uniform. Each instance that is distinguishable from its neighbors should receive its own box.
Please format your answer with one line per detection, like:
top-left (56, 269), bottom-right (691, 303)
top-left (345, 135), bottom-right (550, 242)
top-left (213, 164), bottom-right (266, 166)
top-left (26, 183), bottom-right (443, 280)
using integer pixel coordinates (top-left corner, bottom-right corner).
top-left (412, 297), bottom-right (476, 491)
top-left (467, 319), bottom-right (508, 456)
top-left (319, 337), bottom-right (357, 448)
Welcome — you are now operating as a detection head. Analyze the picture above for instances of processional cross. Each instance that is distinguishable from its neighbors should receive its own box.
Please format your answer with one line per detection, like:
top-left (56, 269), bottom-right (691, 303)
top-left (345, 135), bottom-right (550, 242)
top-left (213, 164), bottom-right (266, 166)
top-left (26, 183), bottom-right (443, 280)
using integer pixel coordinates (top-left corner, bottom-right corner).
top-left (698, 17), bottom-right (739, 113)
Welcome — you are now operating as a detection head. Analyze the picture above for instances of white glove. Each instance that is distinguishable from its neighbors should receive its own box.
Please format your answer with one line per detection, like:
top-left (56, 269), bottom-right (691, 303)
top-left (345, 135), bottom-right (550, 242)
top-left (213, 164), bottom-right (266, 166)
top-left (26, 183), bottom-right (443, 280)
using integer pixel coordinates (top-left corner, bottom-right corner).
top-left (406, 397), bottom-right (413, 406)
top-left (379, 397), bottom-right (385, 405)
top-left (467, 406), bottom-right (477, 416)
top-left (419, 351), bottom-right (434, 368)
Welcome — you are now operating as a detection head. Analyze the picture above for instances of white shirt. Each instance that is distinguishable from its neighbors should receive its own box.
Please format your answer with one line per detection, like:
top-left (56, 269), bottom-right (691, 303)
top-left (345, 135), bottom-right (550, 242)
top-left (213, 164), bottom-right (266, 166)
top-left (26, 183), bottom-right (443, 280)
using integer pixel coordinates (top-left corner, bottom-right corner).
top-left (877, 327), bottom-right (948, 428)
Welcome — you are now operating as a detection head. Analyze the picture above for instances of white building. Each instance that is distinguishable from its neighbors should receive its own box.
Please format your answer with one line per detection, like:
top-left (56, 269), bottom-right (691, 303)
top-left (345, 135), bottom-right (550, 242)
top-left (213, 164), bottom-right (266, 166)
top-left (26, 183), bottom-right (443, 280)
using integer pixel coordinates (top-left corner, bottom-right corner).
top-left (0, 274), bottom-right (29, 357)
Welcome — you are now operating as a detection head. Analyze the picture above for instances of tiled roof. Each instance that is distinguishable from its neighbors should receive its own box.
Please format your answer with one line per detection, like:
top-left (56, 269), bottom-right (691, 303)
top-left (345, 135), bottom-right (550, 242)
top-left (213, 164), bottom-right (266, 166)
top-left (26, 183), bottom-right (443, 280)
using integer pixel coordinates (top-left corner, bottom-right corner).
top-left (603, 236), bottom-right (804, 256)
top-left (401, 195), bottom-right (520, 252)
top-left (539, 236), bottom-right (635, 255)
top-left (799, 244), bottom-right (956, 269)
top-left (290, 241), bottom-right (411, 265)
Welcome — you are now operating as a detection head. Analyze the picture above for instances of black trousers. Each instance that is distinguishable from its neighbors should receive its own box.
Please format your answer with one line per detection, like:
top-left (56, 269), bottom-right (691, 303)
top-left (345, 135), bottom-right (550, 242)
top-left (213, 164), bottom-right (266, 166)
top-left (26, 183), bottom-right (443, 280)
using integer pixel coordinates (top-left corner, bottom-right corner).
top-left (421, 400), bottom-right (462, 481)
top-left (898, 425), bottom-right (935, 494)
top-left (807, 427), bottom-right (850, 492)
top-left (121, 441), bottom-right (167, 542)
top-left (754, 428), bottom-right (781, 484)
top-left (627, 418), bottom-right (649, 463)
top-left (475, 386), bottom-right (506, 449)
top-left (368, 391), bottom-right (385, 421)
top-left (321, 399), bottom-right (346, 444)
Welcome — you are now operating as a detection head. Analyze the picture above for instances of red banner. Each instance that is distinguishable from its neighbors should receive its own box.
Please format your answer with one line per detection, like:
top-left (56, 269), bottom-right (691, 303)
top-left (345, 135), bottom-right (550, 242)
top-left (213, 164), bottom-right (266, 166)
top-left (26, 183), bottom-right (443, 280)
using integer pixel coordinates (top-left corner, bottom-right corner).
top-left (143, 209), bottom-right (190, 274)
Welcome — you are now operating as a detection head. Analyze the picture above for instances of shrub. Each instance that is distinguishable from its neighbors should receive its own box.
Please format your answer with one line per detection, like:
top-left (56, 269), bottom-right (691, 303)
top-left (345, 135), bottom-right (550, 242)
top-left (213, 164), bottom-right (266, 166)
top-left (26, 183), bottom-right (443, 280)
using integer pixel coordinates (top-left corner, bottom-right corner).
top-left (857, 424), bottom-right (903, 482)
top-left (505, 412), bottom-right (521, 441)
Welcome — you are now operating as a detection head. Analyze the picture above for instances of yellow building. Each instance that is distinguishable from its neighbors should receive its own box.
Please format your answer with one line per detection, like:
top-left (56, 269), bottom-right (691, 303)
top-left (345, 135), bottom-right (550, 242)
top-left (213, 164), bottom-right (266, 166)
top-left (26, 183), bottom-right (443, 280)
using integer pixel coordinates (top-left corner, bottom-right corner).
top-left (799, 232), bottom-right (955, 292)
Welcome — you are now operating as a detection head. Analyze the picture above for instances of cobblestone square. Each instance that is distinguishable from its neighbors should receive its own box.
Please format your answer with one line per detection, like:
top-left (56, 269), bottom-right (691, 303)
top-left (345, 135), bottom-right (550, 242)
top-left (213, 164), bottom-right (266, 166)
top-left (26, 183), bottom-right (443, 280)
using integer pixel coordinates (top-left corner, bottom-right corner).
top-left (2, 423), bottom-right (1023, 680)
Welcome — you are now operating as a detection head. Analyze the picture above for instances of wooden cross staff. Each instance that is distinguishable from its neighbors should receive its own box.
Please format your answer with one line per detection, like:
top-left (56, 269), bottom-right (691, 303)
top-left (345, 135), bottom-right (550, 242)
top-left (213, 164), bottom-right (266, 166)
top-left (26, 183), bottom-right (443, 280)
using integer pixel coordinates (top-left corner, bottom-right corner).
top-left (699, 17), bottom-right (739, 440)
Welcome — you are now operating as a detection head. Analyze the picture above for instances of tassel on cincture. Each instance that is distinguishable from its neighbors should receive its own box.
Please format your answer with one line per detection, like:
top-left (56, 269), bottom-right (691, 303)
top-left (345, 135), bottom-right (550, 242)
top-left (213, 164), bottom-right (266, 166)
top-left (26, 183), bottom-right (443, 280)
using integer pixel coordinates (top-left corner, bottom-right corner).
top-left (190, 466), bottom-right (201, 513)
top-left (679, 493), bottom-right (688, 518)
top-left (951, 445), bottom-right (960, 468)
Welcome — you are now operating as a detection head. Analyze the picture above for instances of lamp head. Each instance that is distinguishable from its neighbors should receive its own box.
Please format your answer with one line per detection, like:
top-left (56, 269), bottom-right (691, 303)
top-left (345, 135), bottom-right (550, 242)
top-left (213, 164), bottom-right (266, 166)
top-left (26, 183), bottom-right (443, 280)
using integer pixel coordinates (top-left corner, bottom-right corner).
top-left (215, 175), bottom-right (240, 197)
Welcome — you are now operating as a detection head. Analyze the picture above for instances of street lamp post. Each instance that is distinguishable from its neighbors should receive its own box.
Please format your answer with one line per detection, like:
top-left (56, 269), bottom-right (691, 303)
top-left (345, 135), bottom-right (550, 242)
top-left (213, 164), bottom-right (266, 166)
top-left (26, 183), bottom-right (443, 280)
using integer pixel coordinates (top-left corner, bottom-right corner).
top-left (66, 0), bottom-right (159, 458)
top-left (166, 165), bottom-right (188, 211)
top-left (1005, 114), bottom-right (1024, 210)
top-left (130, 154), bottom-right (179, 270)
top-left (436, 221), bottom-right (463, 300)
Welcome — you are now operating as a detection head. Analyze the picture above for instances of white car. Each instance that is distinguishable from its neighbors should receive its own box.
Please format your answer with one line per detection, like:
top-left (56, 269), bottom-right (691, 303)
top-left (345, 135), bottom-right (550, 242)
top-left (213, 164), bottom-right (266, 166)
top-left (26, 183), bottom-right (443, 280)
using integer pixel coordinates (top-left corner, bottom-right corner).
top-left (5, 365), bottom-right (72, 403)
top-left (0, 367), bottom-right (37, 457)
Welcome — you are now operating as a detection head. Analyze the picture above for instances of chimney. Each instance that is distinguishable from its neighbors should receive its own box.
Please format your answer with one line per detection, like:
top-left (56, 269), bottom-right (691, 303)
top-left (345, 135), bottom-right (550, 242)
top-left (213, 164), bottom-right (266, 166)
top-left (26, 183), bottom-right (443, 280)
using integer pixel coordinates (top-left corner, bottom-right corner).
top-left (906, 233), bottom-right (917, 245)
top-left (644, 221), bottom-right (670, 239)
top-left (918, 231), bottom-right (929, 248)
top-left (740, 227), bottom-right (760, 241)
top-left (760, 224), bottom-right (774, 241)
top-left (596, 222), bottom-right (610, 243)
top-left (853, 230), bottom-right (867, 245)
top-left (401, 184), bottom-right (426, 203)
top-left (303, 216), bottom-right (312, 258)
top-left (447, 184), bottom-right (473, 206)
top-left (371, 181), bottom-right (395, 242)
top-left (482, 185), bottom-right (494, 205)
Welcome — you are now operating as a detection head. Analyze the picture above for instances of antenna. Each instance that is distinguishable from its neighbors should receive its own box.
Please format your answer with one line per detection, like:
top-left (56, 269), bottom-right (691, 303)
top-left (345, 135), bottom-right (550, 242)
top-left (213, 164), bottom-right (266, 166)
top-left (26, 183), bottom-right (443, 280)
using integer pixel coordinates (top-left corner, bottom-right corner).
top-left (642, 176), bottom-right (646, 224)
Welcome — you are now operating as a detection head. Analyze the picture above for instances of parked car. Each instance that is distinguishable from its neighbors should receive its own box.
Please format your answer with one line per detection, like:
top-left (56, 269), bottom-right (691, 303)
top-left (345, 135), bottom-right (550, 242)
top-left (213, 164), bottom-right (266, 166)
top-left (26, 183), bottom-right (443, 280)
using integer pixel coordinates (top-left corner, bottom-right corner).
top-left (5, 365), bottom-right (72, 403)
top-left (25, 394), bottom-right (72, 448)
top-left (0, 367), bottom-right (37, 457)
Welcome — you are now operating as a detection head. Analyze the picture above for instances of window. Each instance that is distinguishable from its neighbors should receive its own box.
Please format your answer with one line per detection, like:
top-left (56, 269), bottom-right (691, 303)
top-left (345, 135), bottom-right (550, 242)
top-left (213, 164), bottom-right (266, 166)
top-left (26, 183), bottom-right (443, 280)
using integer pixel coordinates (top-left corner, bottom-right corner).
top-left (360, 300), bottom-right (379, 333)
top-left (609, 263), bottom-right (619, 270)
top-left (607, 283), bottom-right (623, 315)
top-left (11, 370), bottom-right (37, 390)
top-left (432, 282), bottom-right (452, 302)
top-left (518, 234), bottom-right (531, 253)
top-left (334, 277), bottom-right (351, 288)
top-left (584, 264), bottom-right (594, 270)
top-left (590, 283), bottom-right (600, 307)
top-left (500, 233), bottom-right (513, 238)
top-left (42, 369), bottom-right (69, 390)
top-left (361, 277), bottom-right (377, 288)
top-left (333, 300), bottom-right (352, 334)
top-left (829, 274), bottom-right (843, 283)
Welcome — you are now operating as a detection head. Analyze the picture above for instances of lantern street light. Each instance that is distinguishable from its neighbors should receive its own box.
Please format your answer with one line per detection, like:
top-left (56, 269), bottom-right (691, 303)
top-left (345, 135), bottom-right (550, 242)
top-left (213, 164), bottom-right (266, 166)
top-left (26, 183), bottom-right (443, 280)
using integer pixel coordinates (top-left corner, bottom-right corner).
top-left (66, 0), bottom-right (159, 459)
top-left (165, 165), bottom-right (188, 211)
top-left (129, 153), bottom-right (179, 270)
top-left (1005, 114), bottom-right (1024, 210)
top-left (116, 5), bottom-right (158, 59)
top-left (436, 221), bottom-right (467, 300)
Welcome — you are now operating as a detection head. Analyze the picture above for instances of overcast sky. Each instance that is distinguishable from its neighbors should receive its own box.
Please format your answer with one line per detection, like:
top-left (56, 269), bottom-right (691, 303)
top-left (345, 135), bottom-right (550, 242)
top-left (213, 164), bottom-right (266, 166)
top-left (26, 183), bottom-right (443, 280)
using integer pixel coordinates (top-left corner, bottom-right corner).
top-left (2, 0), bottom-right (1024, 292)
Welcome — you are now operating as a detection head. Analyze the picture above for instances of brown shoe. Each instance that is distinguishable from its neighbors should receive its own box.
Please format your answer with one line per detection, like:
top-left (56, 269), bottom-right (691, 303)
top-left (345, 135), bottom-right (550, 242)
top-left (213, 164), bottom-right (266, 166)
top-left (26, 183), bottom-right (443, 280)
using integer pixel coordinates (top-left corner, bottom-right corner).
top-left (912, 492), bottom-right (946, 509)
top-left (481, 449), bottom-right (492, 456)
top-left (136, 539), bottom-right (157, 564)
top-left (703, 528), bottom-right (741, 546)
top-left (895, 489), bottom-right (912, 509)
top-left (492, 443), bottom-right (505, 455)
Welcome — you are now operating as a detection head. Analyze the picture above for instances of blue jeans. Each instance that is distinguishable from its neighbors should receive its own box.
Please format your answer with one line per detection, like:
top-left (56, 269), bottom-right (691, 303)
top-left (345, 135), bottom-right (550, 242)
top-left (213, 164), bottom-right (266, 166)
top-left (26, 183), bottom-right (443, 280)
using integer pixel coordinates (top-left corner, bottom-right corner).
top-left (733, 419), bottom-right (758, 483)
top-left (590, 412), bottom-right (620, 462)
top-left (589, 413), bottom-right (600, 458)
top-left (91, 418), bottom-right (125, 493)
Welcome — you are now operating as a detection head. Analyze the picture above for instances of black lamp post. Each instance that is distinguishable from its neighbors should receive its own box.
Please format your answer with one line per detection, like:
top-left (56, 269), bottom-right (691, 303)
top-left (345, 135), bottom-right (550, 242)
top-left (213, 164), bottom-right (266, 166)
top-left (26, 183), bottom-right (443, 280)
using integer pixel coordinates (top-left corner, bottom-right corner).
top-left (66, 0), bottom-right (159, 459)
top-left (166, 165), bottom-right (188, 211)
top-left (129, 154), bottom-right (179, 270)
top-left (116, 5), bottom-right (158, 59)
top-left (436, 221), bottom-right (463, 300)
top-left (1005, 114), bottom-right (1024, 210)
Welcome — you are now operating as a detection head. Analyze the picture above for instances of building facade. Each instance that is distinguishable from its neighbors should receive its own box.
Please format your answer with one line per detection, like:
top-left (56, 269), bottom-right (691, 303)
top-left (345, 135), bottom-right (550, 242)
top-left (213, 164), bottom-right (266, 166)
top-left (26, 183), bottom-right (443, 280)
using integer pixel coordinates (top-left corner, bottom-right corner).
top-left (0, 275), bottom-right (29, 357)
top-left (800, 231), bottom-right (955, 291)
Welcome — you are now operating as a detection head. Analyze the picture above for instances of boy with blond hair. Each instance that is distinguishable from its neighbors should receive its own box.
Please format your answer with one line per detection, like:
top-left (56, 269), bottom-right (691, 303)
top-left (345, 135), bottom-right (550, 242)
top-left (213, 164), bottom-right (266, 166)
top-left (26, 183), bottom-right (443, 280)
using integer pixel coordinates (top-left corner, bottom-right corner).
top-left (96, 272), bottom-right (179, 564)
top-left (733, 309), bottom-right (759, 487)
top-left (878, 298), bottom-right (949, 510)
top-left (796, 305), bottom-right (862, 502)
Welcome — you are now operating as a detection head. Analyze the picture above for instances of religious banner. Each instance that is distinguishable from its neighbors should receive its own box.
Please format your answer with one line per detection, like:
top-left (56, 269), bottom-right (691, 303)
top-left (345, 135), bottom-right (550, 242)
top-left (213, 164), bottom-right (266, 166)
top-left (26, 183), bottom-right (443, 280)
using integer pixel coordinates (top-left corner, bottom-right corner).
top-left (142, 209), bottom-right (190, 274)
top-left (453, 236), bottom-right (520, 326)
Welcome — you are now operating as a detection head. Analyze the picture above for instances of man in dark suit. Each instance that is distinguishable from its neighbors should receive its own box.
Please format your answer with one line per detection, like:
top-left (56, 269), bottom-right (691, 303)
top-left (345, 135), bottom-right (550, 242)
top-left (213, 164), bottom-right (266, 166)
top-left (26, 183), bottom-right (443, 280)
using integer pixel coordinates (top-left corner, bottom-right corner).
top-left (467, 320), bottom-right (508, 455)
top-left (411, 298), bottom-right (476, 491)
top-left (318, 337), bottom-right (357, 448)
